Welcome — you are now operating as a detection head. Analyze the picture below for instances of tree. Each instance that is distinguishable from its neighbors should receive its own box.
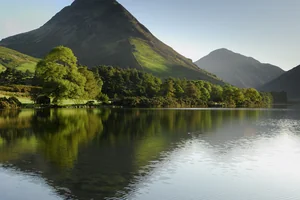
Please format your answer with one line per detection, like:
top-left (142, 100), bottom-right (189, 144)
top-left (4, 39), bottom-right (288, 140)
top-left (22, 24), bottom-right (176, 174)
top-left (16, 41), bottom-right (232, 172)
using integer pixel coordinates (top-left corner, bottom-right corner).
top-left (200, 87), bottom-right (210, 102)
top-left (35, 46), bottom-right (87, 103)
top-left (185, 81), bottom-right (201, 99)
top-left (142, 74), bottom-right (161, 98)
top-left (161, 78), bottom-right (175, 98)
top-left (78, 66), bottom-right (103, 99)
top-left (98, 93), bottom-right (110, 104)
top-left (210, 85), bottom-right (223, 102)
top-left (223, 85), bottom-right (235, 106)
top-left (243, 88), bottom-right (262, 105)
top-left (233, 88), bottom-right (245, 106)
top-left (203, 82), bottom-right (212, 93)
top-left (260, 92), bottom-right (273, 106)
top-left (0, 68), bottom-right (32, 85)
top-left (174, 81), bottom-right (184, 98)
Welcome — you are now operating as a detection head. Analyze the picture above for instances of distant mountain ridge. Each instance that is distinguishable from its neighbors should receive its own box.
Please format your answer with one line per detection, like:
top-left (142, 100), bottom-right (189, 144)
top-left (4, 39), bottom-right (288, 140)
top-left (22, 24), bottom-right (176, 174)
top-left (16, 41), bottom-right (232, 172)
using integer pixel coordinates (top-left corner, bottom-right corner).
top-left (195, 48), bottom-right (284, 88)
top-left (0, 0), bottom-right (223, 84)
top-left (259, 65), bottom-right (300, 100)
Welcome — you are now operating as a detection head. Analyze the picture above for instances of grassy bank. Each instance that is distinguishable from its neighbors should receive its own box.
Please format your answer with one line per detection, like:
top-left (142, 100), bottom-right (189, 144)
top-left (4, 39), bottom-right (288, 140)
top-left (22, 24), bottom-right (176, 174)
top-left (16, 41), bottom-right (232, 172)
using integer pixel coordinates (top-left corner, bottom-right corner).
top-left (0, 90), bottom-right (100, 108)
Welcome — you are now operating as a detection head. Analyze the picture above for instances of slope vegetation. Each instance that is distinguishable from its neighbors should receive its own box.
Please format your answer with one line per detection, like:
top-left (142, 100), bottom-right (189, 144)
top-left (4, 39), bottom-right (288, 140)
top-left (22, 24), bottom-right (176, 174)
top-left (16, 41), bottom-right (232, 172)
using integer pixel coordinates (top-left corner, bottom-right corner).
top-left (0, 46), bottom-right (38, 73)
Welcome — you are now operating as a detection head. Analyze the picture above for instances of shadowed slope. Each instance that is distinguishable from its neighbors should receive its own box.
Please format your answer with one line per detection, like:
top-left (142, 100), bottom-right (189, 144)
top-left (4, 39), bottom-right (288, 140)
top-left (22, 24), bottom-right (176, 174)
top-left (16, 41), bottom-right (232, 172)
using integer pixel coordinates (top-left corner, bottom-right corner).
top-left (259, 65), bottom-right (300, 100)
top-left (195, 49), bottom-right (284, 88)
top-left (0, 0), bottom-right (222, 83)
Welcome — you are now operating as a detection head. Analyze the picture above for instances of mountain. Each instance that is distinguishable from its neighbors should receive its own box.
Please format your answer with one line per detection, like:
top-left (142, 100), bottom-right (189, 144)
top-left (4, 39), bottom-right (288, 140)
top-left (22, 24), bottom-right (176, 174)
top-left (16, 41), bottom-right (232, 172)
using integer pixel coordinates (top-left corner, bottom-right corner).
top-left (259, 65), bottom-right (300, 100)
top-left (195, 48), bottom-right (284, 88)
top-left (0, 0), bottom-right (222, 84)
top-left (0, 46), bottom-right (38, 73)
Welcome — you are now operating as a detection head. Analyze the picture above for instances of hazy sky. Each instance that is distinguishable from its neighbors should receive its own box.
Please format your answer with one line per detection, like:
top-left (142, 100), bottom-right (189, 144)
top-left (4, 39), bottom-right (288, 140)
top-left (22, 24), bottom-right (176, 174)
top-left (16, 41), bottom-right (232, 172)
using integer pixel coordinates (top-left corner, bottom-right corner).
top-left (0, 0), bottom-right (299, 70)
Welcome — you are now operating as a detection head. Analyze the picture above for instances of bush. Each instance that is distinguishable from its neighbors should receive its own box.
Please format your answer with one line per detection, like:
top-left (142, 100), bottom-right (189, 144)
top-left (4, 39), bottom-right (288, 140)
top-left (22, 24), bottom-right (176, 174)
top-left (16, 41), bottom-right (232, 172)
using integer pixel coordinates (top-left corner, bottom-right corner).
top-left (0, 97), bottom-right (22, 109)
top-left (98, 93), bottom-right (109, 104)
top-left (8, 96), bottom-right (22, 107)
top-left (119, 97), bottom-right (140, 107)
top-left (86, 101), bottom-right (95, 106)
top-left (0, 99), bottom-right (11, 109)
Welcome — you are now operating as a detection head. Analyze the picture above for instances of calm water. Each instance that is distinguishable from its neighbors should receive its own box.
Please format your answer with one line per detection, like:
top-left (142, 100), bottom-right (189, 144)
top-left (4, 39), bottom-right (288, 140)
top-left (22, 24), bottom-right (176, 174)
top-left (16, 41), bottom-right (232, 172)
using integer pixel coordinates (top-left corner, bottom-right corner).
top-left (0, 108), bottom-right (300, 200)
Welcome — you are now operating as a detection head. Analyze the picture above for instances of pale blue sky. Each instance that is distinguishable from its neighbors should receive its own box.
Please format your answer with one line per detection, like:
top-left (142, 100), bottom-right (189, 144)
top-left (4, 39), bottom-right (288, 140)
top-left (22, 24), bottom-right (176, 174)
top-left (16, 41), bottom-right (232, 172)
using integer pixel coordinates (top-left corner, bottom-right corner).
top-left (0, 0), bottom-right (299, 70)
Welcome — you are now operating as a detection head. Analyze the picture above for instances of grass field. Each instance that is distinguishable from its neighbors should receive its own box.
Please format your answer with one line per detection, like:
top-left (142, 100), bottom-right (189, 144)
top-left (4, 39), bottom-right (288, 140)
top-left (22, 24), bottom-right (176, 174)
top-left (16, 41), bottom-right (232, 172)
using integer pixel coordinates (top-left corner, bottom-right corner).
top-left (129, 38), bottom-right (223, 83)
top-left (17, 63), bottom-right (37, 73)
top-left (0, 46), bottom-right (38, 73)
top-left (0, 93), bottom-right (33, 104)
top-left (0, 91), bottom-right (96, 106)
top-left (130, 38), bottom-right (169, 73)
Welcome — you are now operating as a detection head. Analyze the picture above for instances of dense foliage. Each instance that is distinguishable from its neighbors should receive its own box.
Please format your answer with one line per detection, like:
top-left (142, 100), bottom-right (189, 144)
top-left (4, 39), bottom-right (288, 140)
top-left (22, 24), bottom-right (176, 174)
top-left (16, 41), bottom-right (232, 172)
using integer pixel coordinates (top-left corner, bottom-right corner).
top-left (0, 68), bottom-right (33, 85)
top-left (95, 66), bottom-right (273, 108)
top-left (0, 46), bottom-right (273, 108)
top-left (35, 46), bottom-right (102, 103)
top-left (0, 108), bottom-right (266, 199)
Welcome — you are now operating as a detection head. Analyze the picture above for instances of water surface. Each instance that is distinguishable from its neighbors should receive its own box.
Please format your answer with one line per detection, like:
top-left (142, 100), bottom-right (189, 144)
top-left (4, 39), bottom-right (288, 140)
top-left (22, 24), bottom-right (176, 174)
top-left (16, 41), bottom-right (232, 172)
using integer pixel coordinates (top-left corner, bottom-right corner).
top-left (0, 108), bottom-right (300, 200)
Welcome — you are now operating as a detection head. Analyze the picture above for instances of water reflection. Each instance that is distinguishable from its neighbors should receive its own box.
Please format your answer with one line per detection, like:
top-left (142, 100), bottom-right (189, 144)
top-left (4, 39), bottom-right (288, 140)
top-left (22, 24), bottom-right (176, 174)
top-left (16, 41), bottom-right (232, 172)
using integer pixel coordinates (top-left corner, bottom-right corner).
top-left (0, 167), bottom-right (62, 200)
top-left (120, 110), bottom-right (300, 200)
top-left (0, 108), bottom-right (299, 200)
top-left (0, 109), bottom-right (107, 169)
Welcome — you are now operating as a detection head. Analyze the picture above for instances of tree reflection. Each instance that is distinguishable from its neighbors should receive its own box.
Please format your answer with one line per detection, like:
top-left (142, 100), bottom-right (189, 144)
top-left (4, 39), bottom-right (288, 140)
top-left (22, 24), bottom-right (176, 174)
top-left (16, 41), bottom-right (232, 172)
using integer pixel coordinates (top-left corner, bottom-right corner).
top-left (0, 109), bottom-right (108, 169)
top-left (0, 109), bottom-right (264, 169)
top-left (33, 109), bottom-right (105, 169)
top-left (0, 108), bottom-right (267, 200)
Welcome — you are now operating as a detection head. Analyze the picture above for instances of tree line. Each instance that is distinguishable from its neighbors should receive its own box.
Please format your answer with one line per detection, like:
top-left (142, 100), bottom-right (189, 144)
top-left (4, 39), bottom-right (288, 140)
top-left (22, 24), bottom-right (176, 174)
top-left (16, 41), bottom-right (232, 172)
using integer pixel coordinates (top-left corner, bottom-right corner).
top-left (95, 66), bottom-right (272, 108)
top-left (0, 46), bottom-right (274, 108)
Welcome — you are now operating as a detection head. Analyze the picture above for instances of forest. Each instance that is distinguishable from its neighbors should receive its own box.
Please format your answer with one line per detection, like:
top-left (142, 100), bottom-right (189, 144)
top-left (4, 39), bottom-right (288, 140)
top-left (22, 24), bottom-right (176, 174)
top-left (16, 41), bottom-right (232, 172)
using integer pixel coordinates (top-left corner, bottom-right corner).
top-left (0, 46), bottom-right (274, 108)
top-left (96, 66), bottom-right (272, 108)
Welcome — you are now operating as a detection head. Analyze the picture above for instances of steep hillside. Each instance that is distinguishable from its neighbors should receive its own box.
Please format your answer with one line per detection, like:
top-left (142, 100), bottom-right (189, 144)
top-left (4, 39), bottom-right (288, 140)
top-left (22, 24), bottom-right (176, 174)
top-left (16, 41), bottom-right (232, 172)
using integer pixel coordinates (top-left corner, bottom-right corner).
top-left (0, 0), bottom-right (222, 84)
top-left (0, 46), bottom-right (38, 73)
top-left (259, 65), bottom-right (300, 100)
top-left (195, 48), bottom-right (284, 88)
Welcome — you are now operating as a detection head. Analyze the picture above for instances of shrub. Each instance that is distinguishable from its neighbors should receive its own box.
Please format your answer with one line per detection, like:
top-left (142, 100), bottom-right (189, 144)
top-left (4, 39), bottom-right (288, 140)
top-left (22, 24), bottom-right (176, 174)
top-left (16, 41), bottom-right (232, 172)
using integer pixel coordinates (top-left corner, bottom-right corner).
top-left (0, 97), bottom-right (22, 109)
top-left (98, 93), bottom-right (109, 104)
top-left (86, 101), bottom-right (95, 106)
top-left (0, 99), bottom-right (11, 109)
top-left (8, 97), bottom-right (22, 108)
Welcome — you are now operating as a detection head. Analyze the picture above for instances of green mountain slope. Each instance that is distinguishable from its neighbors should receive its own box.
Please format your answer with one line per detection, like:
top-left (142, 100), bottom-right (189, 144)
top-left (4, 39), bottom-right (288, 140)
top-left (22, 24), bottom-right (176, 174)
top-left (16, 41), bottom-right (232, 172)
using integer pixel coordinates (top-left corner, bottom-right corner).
top-left (195, 48), bottom-right (284, 88)
top-left (259, 65), bottom-right (300, 101)
top-left (0, 46), bottom-right (38, 73)
top-left (0, 0), bottom-right (223, 84)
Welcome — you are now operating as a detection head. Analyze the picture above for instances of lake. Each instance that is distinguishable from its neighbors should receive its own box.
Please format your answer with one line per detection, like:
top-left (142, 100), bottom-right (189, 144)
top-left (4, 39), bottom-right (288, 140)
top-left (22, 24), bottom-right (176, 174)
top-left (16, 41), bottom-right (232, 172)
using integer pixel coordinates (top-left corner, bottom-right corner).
top-left (0, 108), bottom-right (300, 200)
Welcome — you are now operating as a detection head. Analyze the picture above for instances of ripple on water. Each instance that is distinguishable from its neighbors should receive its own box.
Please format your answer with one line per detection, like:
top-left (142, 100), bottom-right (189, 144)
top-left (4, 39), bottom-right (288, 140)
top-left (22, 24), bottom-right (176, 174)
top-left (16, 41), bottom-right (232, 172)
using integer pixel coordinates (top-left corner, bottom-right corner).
top-left (113, 115), bottom-right (300, 200)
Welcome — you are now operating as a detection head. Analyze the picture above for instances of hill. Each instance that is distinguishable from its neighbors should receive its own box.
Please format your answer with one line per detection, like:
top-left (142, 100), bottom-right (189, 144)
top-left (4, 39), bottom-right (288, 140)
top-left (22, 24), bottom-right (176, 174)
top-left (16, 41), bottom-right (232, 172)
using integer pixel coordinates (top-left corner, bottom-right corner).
top-left (259, 65), bottom-right (300, 101)
top-left (195, 48), bottom-right (284, 88)
top-left (0, 0), bottom-right (222, 84)
top-left (0, 46), bottom-right (38, 73)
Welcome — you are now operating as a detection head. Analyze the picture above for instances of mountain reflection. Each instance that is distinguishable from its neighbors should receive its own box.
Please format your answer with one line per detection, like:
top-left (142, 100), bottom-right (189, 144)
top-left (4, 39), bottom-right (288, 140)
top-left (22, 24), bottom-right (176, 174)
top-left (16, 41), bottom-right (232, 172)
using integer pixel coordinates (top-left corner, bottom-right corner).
top-left (0, 108), bottom-right (267, 200)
